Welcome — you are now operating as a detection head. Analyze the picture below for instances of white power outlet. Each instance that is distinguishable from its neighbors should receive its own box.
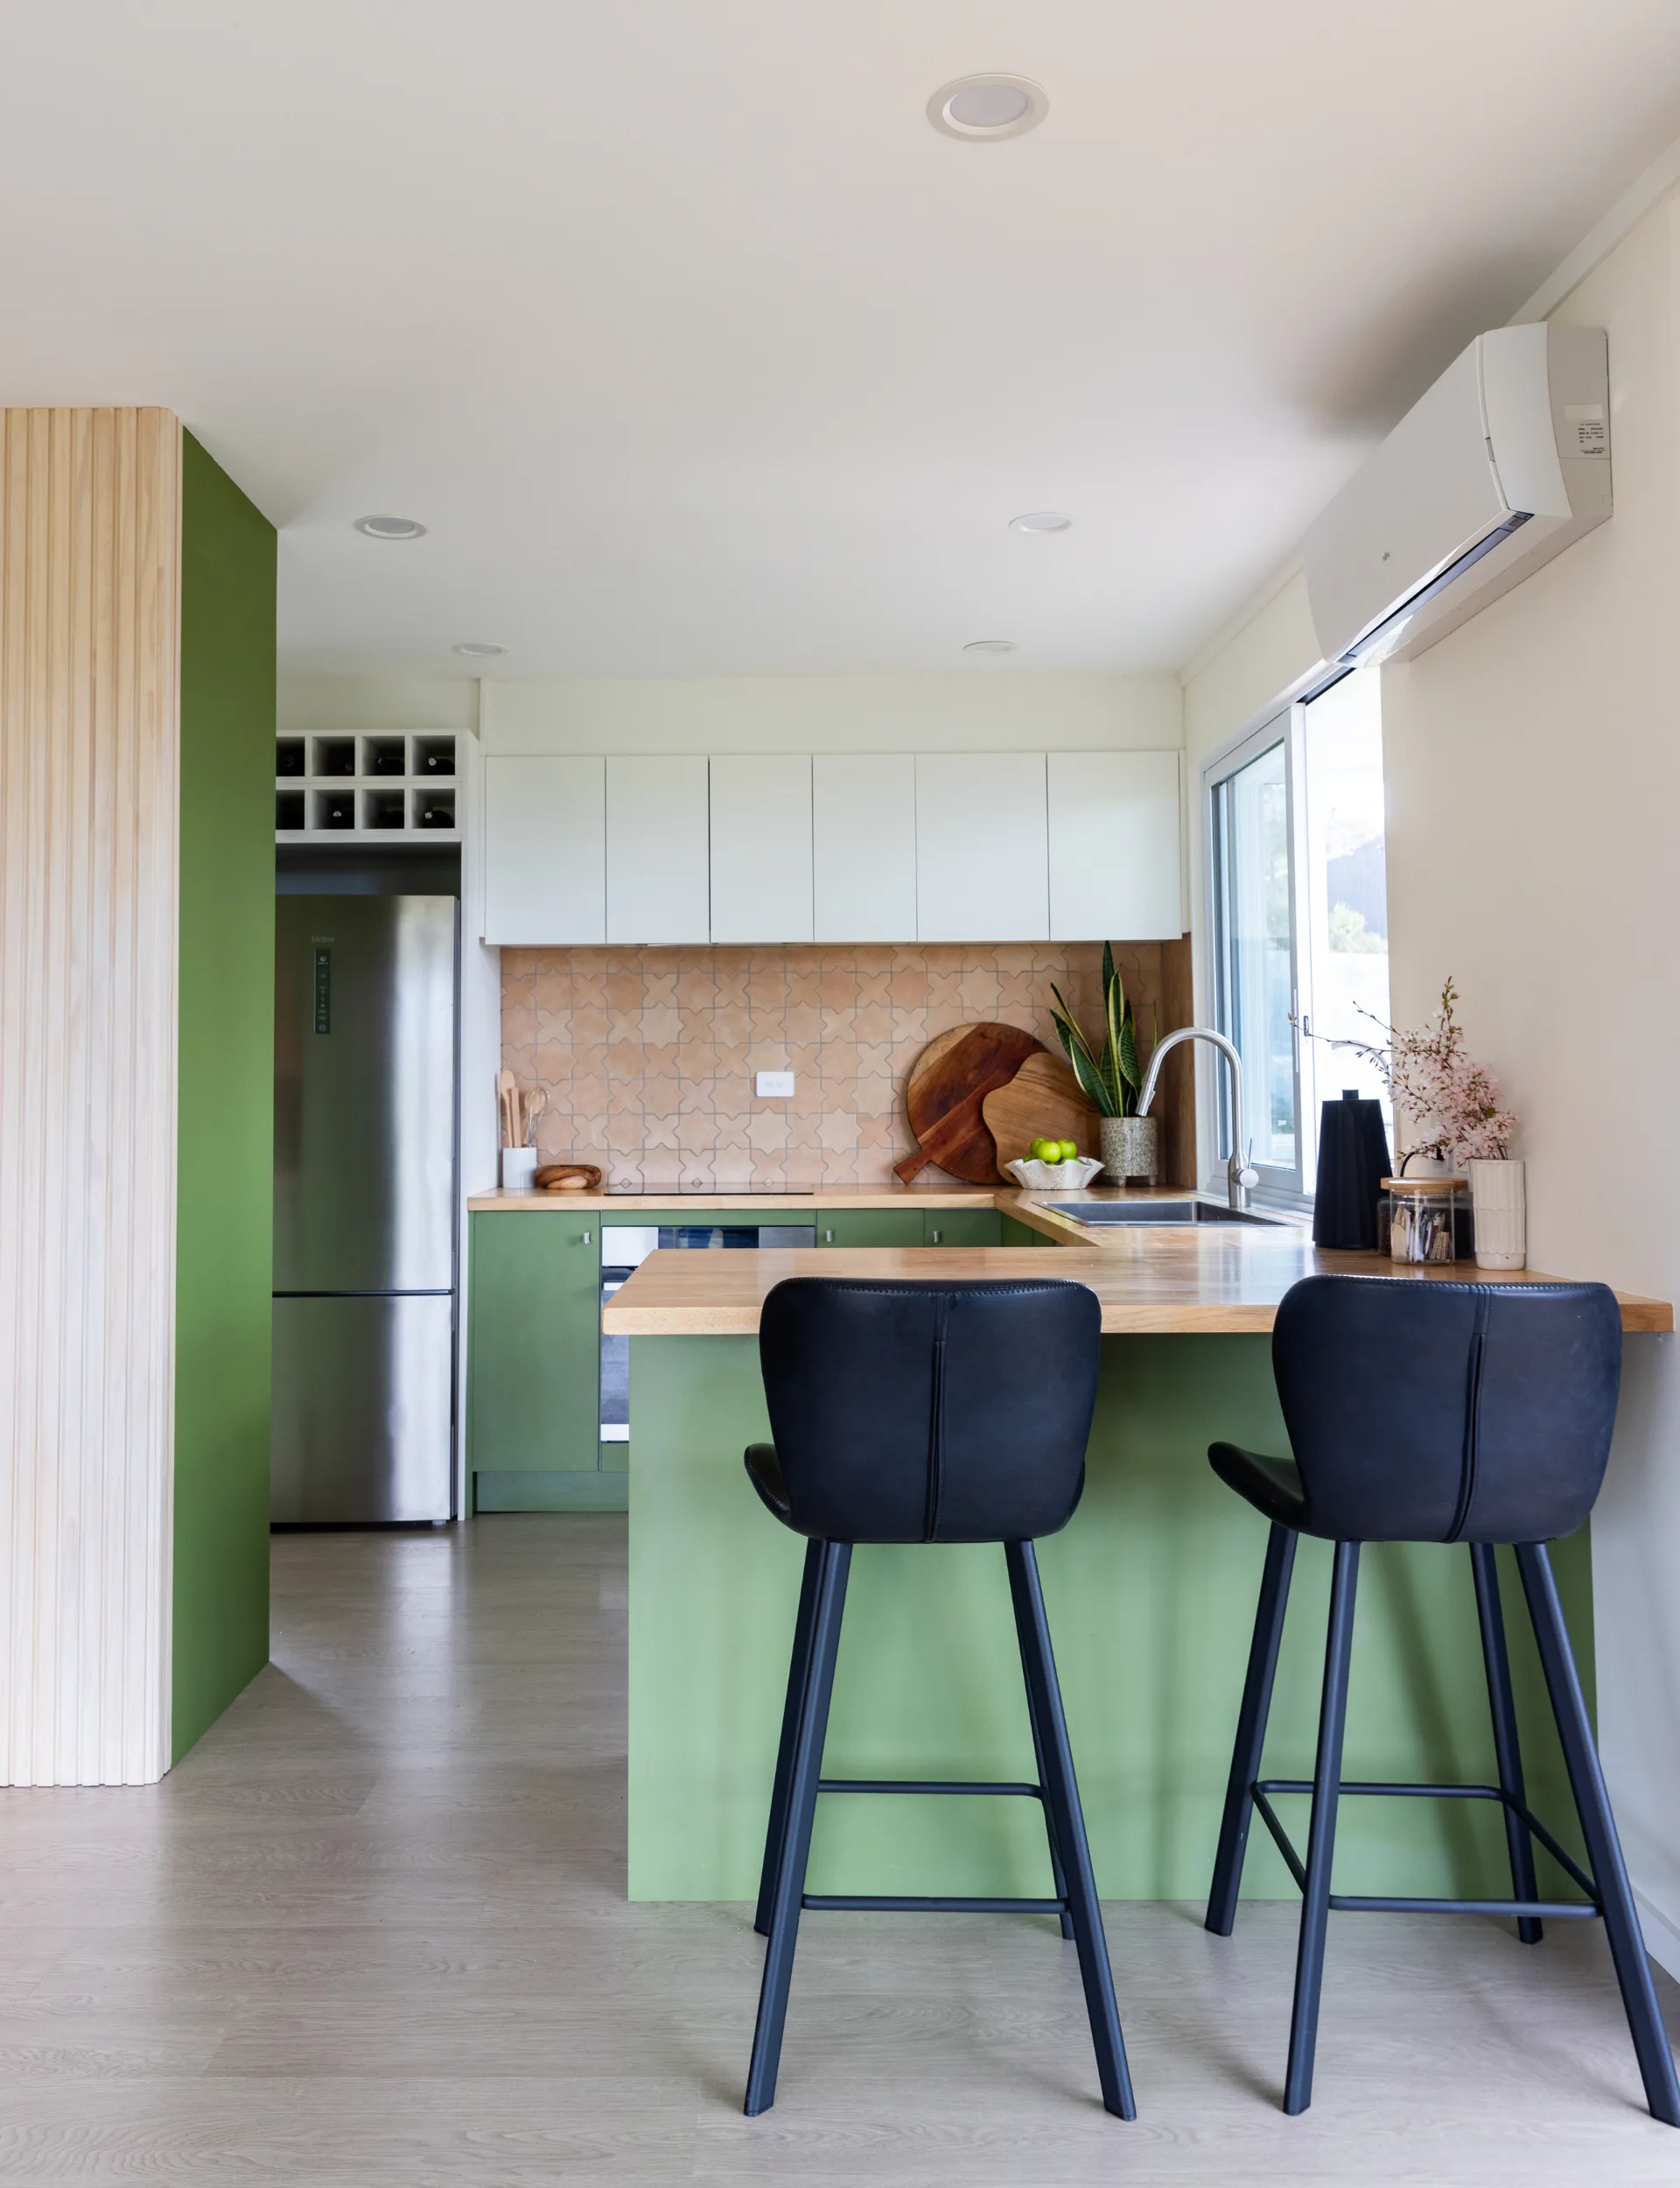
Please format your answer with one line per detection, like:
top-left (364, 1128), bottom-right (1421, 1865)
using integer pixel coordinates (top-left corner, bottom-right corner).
top-left (755, 1070), bottom-right (795, 1098)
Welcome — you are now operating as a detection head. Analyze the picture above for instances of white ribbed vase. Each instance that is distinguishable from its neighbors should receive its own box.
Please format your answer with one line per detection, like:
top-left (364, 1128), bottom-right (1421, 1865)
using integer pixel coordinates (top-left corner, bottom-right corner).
top-left (1101, 1114), bottom-right (1159, 1186)
top-left (1469, 1158), bottom-right (1526, 1271)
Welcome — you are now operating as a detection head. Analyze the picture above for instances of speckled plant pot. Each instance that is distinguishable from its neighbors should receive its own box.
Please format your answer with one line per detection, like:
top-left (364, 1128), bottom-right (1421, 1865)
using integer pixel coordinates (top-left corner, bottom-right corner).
top-left (1101, 1114), bottom-right (1159, 1186)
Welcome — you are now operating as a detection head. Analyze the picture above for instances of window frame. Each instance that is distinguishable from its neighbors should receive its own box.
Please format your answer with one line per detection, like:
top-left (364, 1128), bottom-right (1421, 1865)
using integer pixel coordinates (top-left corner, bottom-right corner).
top-left (1204, 708), bottom-right (1307, 1205)
top-left (1204, 664), bottom-right (1388, 1212)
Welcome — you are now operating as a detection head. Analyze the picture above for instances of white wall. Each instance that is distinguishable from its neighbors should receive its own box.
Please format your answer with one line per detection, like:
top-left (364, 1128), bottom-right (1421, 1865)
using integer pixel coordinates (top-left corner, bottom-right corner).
top-left (1382, 186), bottom-right (1680, 1972)
top-left (1178, 181), bottom-right (1680, 1974)
top-left (480, 674), bottom-right (1182, 755)
top-left (277, 674), bottom-right (479, 733)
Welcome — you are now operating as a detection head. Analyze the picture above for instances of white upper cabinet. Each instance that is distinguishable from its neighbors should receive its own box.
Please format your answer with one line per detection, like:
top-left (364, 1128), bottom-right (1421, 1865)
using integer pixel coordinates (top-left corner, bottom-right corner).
top-left (481, 756), bottom-right (606, 944)
top-left (813, 754), bottom-right (917, 943)
top-left (606, 754), bottom-right (710, 943)
top-left (481, 745), bottom-right (1182, 947)
top-left (914, 753), bottom-right (1048, 942)
top-left (709, 755), bottom-right (814, 943)
top-left (1047, 751), bottom-right (1182, 941)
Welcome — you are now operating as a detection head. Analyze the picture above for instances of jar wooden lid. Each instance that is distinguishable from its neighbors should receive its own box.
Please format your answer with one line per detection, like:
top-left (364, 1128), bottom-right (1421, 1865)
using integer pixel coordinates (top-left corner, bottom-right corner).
top-left (1382, 1175), bottom-right (1470, 1194)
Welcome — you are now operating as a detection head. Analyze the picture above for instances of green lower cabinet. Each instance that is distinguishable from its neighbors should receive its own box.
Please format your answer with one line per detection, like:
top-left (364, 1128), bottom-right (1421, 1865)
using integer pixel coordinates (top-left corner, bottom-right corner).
top-left (468, 1212), bottom-right (616, 1512)
top-left (922, 1209), bottom-right (1003, 1248)
top-left (1000, 1214), bottom-right (1056, 1247)
top-left (816, 1209), bottom-right (1004, 1249)
top-left (817, 1209), bottom-right (926, 1249)
top-left (469, 1203), bottom-right (1040, 1515)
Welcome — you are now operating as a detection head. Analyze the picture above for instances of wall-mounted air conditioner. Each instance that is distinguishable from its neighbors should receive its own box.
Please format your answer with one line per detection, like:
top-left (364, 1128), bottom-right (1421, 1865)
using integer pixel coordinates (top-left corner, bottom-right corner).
top-left (1304, 323), bottom-right (1610, 666)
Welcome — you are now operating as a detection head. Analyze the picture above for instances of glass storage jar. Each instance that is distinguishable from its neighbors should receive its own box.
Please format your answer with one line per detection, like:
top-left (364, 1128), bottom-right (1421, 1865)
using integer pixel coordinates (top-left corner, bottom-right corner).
top-left (1384, 1175), bottom-right (1467, 1265)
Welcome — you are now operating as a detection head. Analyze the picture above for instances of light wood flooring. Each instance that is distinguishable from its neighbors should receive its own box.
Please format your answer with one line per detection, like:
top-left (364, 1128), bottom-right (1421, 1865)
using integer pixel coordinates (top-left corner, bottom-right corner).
top-left (2, 1516), bottom-right (1677, 2184)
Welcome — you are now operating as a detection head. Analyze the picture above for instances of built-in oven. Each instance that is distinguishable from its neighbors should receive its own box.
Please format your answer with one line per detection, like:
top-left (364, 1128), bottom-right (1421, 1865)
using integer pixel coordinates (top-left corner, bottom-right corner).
top-left (599, 1223), bottom-right (817, 1444)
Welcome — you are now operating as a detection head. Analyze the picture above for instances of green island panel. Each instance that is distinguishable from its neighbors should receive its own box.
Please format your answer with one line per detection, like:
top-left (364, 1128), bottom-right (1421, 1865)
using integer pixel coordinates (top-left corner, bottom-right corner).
top-left (627, 1329), bottom-right (1590, 1904)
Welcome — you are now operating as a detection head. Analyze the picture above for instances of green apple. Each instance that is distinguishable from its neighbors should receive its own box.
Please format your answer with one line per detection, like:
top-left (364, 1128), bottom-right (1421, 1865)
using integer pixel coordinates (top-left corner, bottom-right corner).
top-left (1058, 1140), bottom-right (1079, 1163)
top-left (1029, 1136), bottom-right (1056, 1162)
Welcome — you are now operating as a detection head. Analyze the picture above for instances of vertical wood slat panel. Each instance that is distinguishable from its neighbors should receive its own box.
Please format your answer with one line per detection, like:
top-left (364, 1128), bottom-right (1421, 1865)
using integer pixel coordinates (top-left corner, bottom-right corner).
top-left (0, 408), bottom-right (180, 1785)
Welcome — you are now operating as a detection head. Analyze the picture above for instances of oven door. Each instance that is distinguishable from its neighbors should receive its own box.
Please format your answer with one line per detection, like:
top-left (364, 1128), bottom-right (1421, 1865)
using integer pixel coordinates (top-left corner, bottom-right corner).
top-left (600, 1227), bottom-right (660, 1444)
top-left (599, 1224), bottom-right (817, 1442)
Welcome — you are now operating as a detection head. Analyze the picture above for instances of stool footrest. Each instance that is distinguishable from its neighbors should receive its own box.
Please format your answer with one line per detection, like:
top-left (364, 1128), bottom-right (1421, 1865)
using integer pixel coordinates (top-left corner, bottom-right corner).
top-left (1328, 1894), bottom-right (1600, 1918)
top-left (816, 1778), bottom-right (1043, 1799)
top-left (1260, 1768), bottom-right (1601, 1908)
top-left (803, 1895), bottom-right (1068, 1915)
top-left (1251, 1781), bottom-right (1602, 1913)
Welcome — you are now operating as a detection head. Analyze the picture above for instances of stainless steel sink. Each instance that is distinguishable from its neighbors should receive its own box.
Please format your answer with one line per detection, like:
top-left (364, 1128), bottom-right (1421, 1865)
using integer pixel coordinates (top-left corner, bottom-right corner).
top-left (1046, 1199), bottom-right (1285, 1228)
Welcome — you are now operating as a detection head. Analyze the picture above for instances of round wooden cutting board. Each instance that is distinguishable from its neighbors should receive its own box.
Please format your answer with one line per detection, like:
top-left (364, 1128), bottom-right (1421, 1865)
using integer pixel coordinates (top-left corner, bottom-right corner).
top-left (894, 1022), bottom-right (1046, 1185)
top-left (982, 1053), bottom-right (1102, 1171)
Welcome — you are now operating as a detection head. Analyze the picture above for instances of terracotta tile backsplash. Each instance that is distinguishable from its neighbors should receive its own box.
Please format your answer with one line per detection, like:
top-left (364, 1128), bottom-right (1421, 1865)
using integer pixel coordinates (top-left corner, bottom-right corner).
top-left (500, 942), bottom-right (1191, 1193)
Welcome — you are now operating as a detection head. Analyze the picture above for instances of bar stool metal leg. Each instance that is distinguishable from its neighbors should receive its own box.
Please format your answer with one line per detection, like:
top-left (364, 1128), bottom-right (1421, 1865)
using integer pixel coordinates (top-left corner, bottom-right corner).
top-left (1284, 1539), bottom-right (1360, 2116)
top-left (1515, 1542), bottom-right (1680, 2128)
top-left (754, 1539), bottom-right (823, 1937)
top-left (1006, 1539), bottom-right (1138, 2121)
top-left (1023, 1656), bottom-right (1076, 1940)
top-left (1470, 1542), bottom-right (1543, 1946)
top-left (746, 1539), bottom-right (851, 2116)
top-left (1208, 1521), bottom-right (1298, 1937)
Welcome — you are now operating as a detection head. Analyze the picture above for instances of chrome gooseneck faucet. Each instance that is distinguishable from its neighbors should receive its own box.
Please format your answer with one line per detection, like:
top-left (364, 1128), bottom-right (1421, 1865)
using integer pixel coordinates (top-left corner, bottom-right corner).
top-left (1136, 1027), bottom-right (1262, 1212)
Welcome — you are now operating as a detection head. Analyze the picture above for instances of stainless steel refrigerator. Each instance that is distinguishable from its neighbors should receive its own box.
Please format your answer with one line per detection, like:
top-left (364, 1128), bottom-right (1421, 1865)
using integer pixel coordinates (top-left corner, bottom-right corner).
top-left (272, 894), bottom-right (458, 1523)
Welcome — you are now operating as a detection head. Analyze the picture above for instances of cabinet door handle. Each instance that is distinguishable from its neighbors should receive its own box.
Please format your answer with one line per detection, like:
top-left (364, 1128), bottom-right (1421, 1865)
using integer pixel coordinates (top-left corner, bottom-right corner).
top-left (823, 1228), bottom-right (835, 1244)
top-left (582, 1231), bottom-right (592, 1245)
top-left (930, 1228), bottom-right (942, 1245)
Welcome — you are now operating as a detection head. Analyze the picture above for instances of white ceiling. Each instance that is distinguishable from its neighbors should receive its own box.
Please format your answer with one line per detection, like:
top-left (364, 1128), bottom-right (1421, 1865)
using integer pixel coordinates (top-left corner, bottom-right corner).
top-left (4, 3), bottom-right (1678, 678)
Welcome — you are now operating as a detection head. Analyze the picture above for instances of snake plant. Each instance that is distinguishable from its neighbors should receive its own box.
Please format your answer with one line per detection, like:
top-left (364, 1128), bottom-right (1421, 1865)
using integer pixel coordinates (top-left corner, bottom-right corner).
top-left (1049, 943), bottom-right (1145, 1119)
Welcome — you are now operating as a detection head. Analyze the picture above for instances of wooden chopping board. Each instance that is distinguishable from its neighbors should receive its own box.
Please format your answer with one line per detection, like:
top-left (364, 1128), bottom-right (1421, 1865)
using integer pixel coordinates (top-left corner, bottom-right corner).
top-left (536, 1163), bottom-right (604, 1192)
top-left (894, 1023), bottom-right (1045, 1186)
top-left (982, 1053), bottom-right (1102, 1171)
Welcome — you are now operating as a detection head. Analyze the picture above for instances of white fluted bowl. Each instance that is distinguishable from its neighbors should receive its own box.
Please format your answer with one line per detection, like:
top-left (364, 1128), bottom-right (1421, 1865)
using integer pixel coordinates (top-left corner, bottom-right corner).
top-left (1005, 1156), bottom-right (1106, 1190)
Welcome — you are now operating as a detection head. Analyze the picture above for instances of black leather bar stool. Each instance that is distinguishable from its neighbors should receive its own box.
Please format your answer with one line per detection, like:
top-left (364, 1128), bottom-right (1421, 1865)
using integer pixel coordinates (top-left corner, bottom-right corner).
top-left (740, 1276), bottom-right (1133, 2120)
top-left (1205, 1273), bottom-right (1679, 2125)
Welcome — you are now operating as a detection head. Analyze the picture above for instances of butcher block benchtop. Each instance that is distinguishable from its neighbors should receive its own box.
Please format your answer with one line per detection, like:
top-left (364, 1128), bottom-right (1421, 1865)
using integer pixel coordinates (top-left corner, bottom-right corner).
top-left (601, 1236), bottom-right (1671, 1337)
top-left (468, 1183), bottom-right (1009, 1211)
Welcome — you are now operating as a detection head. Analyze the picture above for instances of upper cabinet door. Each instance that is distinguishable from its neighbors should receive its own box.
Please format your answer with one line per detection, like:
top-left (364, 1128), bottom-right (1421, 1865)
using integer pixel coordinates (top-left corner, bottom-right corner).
top-left (709, 755), bottom-right (814, 943)
top-left (606, 754), bottom-right (710, 944)
top-left (1047, 751), bottom-right (1183, 941)
top-left (914, 754), bottom-right (1048, 942)
top-left (482, 756), bottom-right (606, 944)
top-left (813, 754), bottom-right (917, 943)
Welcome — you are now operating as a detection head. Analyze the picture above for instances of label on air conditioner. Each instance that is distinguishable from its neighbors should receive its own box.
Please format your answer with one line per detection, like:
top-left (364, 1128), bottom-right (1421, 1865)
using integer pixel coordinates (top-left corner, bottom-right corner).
top-left (1564, 404), bottom-right (1608, 457)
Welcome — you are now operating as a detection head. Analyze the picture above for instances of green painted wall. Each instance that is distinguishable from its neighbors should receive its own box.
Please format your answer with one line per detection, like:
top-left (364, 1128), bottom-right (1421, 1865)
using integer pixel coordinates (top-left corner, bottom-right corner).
top-left (172, 432), bottom-right (276, 1762)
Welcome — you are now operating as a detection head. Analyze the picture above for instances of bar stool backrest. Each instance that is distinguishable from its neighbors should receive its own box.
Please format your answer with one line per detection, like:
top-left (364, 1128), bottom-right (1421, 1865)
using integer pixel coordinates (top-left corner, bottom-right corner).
top-left (758, 1278), bottom-right (1102, 1543)
top-left (1271, 1275), bottom-right (1622, 1544)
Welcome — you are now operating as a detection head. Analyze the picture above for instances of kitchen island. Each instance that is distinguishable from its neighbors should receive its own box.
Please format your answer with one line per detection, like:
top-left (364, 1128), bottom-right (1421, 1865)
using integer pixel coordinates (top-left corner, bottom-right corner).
top-left (603, 1217), bottom-right (1668, 1904)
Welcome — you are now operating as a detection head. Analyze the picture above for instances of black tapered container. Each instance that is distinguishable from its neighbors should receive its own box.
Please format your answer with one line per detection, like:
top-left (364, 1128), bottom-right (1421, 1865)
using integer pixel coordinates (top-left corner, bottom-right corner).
top-left (1312, 1090), bottom-right (1391, 1250)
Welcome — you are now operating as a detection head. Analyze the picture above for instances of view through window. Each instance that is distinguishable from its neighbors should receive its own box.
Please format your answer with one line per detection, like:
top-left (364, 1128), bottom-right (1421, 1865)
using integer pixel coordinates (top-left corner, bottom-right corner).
top-left (1297, 668), bottom-right (1390, 1171)
top-left (1210, 735), bottom-right (1295, 1177)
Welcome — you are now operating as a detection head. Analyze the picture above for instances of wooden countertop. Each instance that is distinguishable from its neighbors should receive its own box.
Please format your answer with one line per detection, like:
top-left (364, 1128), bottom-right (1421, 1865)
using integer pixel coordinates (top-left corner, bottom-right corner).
top-left (467, 1183), bottom-right (1003, 1212)
top-left (469, 1183), bottom-right (1298, 1225)
top-left (601, 1236), bottom-right (1672, 1337)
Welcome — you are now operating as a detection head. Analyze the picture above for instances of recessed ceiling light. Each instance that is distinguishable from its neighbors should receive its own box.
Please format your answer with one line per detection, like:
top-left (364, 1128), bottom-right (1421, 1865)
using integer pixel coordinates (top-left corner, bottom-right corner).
top-left (927, 74), bottom-right (1047, 141)
top-left (354, 514), bottom-right (428, 541)
top-left (452, 641), bottom-right (508, 659)
top-left (1010, 511), bottom-right (1072, 534)
top-left (963, 638), bottom-right (1019, 655)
